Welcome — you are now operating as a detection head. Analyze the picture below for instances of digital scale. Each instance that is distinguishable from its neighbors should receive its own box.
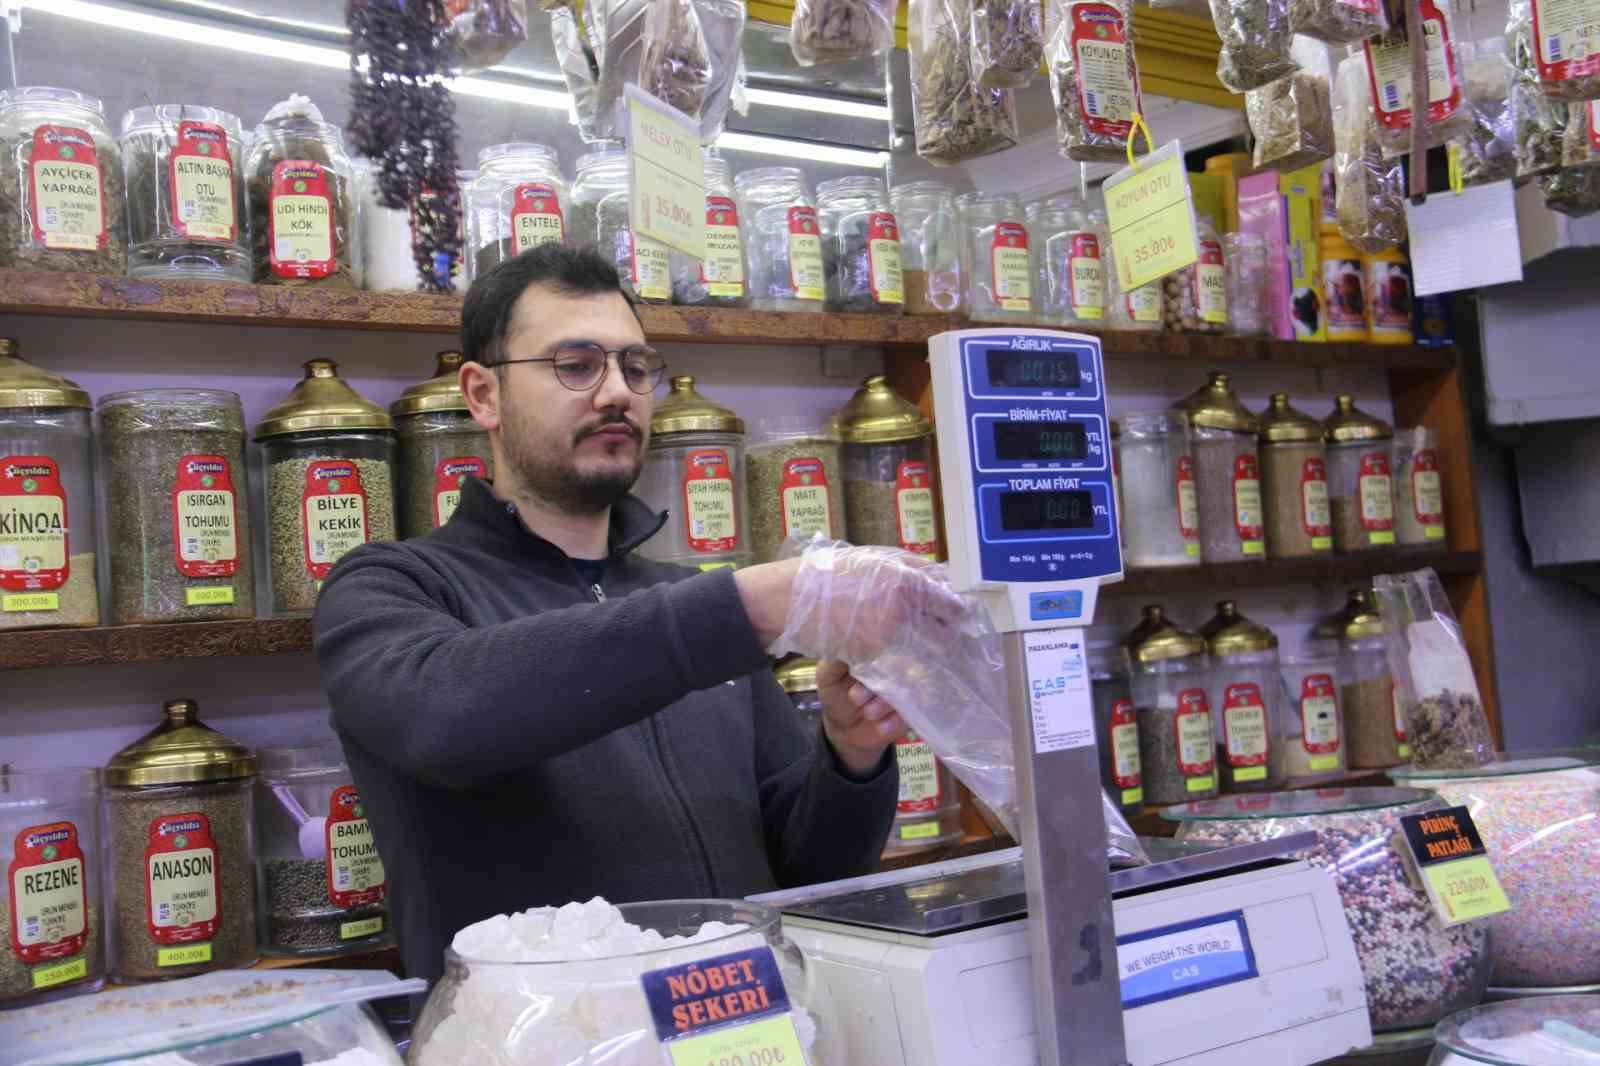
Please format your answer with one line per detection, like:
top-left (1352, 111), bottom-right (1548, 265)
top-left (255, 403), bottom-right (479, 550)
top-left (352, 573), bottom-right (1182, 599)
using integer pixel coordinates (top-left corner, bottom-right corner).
top-left (753, 330), bottom-right (1370, 1066)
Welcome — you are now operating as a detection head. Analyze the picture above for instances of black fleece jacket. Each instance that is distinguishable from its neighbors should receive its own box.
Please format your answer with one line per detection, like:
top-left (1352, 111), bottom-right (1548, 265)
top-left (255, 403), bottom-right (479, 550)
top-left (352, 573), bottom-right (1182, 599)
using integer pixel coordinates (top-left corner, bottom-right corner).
top-left (312, 477), bottom-right (897, 985)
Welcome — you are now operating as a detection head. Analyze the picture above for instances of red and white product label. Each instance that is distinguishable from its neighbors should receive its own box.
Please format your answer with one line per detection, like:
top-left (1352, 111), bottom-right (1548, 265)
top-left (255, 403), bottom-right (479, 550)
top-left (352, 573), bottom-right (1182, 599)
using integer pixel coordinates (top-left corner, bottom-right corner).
top-left (171, 454), bottom-right (239, 578)
top-left (144, 812), bottom-right (220, 944)
top-left (301, 461), bottom-right (370, 580)
top-left (1067, 232), bottom-right (1104, 320)
top-left (1125, 284), bottom-right (1161, 323)
top-left (1392, 683), bottom-right (1410, 744)
top-left (27, 125), bottom-right (107, 251)
top-left (169, 120), bottom-right (235, 242)
top-left (325, 785), bottom-right (386, 909)
top-left (1365, 1), bottom-right (1462, 130)
top-left (269, 160), bottom-right (335, 278)
top-left (1195, 240), bottom-right (1227, 324)
top-left (1339, 0), bottom-right (1383, 12)
top-left (1410, 449), bottom-right (1444, 528)
top-left (682, 448), bottom-right (738, 553)
top-left (1531, 0), bottom-right (1600, 85)
top-left (867, 212), bottom-right (905, 306)
top-left (1176, 455), bottom-right (1199, 542)
top-left (1222, 683), bottom-right (1270, 766)
top-left (433, 456), bottom-right (486, 529)
top-left (896, 733), bottom-right (942, 813)
top-left (0, 456), bottom-right (68, 592)
top-left (1301, 457), bottom-right (1333, 539)
top-left (990, 222), bottom-right (1032, 312)
top-left (1233, 453), bottom-right (1264, 546)
top-left (510, 183), bottom-right (565, 252)
top-left (778, 456), bottom-right (834, 541)
top-left (1299, 675), bottom-right (1341, 754)
top-left (628, 229), bottom-right (671, 302)
top-left (1109, 698), bottom-right (1142, 789)
top-left (700, 196), bottom-right (745, 296)
top-left (9, 821), bottom-right (88, 964)
top-left (1070, 2), bottom-right (1140, 138)
top-left (895, 461), bottom-right (939, 556)
top-left (1358, 452), bottom-right (1394, 532)
top-left (786, 206), bottom-right (826, 301)
top-left (1174, 689), bottom-right (1215, 776)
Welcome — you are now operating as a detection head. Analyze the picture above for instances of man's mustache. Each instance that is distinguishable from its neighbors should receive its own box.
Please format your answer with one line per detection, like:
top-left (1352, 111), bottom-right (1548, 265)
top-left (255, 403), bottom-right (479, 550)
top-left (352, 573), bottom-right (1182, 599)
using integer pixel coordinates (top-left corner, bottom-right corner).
top-left (574, 415), bottom-right (642, 445)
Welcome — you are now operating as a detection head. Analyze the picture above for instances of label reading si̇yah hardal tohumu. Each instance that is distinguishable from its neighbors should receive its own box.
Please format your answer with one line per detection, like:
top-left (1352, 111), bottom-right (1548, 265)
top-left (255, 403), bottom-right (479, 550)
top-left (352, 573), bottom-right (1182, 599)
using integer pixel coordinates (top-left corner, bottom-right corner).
top-left (682, 449), bottom-right (738, 553)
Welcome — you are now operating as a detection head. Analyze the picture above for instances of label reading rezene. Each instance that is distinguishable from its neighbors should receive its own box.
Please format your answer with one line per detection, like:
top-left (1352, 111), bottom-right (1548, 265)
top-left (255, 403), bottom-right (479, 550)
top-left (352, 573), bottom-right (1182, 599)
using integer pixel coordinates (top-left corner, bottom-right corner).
top-left (9, 821), bottom-right (88, 964)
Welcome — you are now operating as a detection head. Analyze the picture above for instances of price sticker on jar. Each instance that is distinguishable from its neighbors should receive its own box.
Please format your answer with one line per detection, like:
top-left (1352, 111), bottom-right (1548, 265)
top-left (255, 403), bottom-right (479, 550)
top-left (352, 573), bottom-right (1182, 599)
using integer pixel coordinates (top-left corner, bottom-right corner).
top-left (1102, 139), bottom-right (1200, 292)
top-left (1393, 805), bottom-right (1511, 927)
top-left (626, 85), bottom-right (706, 261)
top-left (642, 945), bottom-right (809, 1066)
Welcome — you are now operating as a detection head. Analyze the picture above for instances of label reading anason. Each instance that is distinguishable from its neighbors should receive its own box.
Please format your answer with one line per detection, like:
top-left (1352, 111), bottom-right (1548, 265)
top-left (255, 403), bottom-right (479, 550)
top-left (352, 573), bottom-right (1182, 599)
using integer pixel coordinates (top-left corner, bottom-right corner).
top-left (778, 456), bottom-right (833, 540)
top-left (683, 448), bottom-right (737, 553)
top-left (433, 456), bottom-right (486, 529)
top-left (511, 183), bottom-right (565, 252)
top-left (144, 812), bottom-right (219, 945)
top-left (9, 821), bottom-right (88, 965)
top-left (171, 454), bottom-right (239, 578)
top-left (895, 733), bottom-right (941, 812)
top-left (1299, 674), bottom-right (1341, 754)
top-left (990, 222), bottom-right (1032, 312)
top-left (28, 126), bottom-right (107, 251)
top-left (301, 461), bottom-right (370, 580)
top-left (0, 456), bottom-right (68, 593)
top-left (867, 212), bottom-right (905, 306)
top-left (786, 207), bottom-right (826, 301)
top-left (700, 196), bottom-right (745, 297)
top-left (1068, 232), bottom-right (1104, 319)
top-left (895, 460), bottom-right (938, 557)
top-left (169, 120), bottom-right (235, 242)
top-left (325, 785), bottom-right (386, 909)
top-left (1071, 3), bottom-right (1139, 138)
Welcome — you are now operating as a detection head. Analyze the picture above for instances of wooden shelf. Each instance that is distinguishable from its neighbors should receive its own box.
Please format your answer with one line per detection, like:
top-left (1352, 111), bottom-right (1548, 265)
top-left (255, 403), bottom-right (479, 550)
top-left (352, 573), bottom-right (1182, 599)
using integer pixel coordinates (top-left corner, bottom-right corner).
top-left (252, 945), bottom-right (402, 974)
top-left (1108, 548), bottom-right (1481, 596)
top-left (0, 269), bottom-right (1454, 368)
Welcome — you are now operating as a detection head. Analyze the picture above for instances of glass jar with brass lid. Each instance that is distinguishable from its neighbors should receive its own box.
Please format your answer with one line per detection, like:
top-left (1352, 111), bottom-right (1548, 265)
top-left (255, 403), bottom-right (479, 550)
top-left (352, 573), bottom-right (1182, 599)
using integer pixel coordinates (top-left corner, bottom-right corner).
top-left (835, 375), bottom-right (939, 558)
top-left (1090, 641), bottom-right (1143, 812)
top-left (1258, 392), bottom-right (1333, 560)
top-left (1325, 588), bottom-right (1409, 769)
top-left (1175, 371), bottom-right (1264, 564)
top-left (1324, 394), bottom-right (1395, 553)
top-left (1200, 601), bottom-right (1287, 792)
top-left (1127, 605), bottom-right (1217, 805)
top-left (634, 376), bottom-right (750, 570)
top-left (104, 699), bottom-right (258, 981)
top-left (392, 351), bottom-right (492, 539)
top-left (0, 339), bottom-right (99, 630)
top-left (1282, 609), bottom-right (1350, 784)
top-left (256, 360), bottom-right (396, 615)
top-left (774, 656), bottom-right (822, 734)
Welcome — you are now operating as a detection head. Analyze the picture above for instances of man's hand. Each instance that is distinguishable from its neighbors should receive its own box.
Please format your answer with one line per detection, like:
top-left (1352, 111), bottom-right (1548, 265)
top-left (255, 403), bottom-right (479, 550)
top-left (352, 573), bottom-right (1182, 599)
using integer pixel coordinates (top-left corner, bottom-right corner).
top-left (816, 658), bottom-right (908, 776)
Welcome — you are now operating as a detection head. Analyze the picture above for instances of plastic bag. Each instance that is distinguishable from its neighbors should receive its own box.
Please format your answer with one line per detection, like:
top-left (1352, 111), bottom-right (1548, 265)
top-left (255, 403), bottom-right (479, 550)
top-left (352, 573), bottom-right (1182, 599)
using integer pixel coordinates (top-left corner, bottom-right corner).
top-left (768, 538), bottom-right (1148, 866)
top-left (1539, 163), bottom-right (1600, 213)
top-left (1506, 0), bottom-right (1600, 103)
top-left (1047, 0), bottom-right (1145, 163)
top-left (1333, 54), bottom-right (1407, 252)
top-left (688, 0), bottom-right (747, 142)
top-left (1373, 568), bottom-right (1496, 770)
top-left (1211, 0), bottom-right (1298, 92)
top-left (908, 0), bottom-right (1022, 165)
top-left (1450, 36), bottom-right (1518, 187)
top-left (1288, 0), bottom-right (1387, 47)
top-left (640, 0), bottom-right (713, 118)
top-left (1564, 99), bottom-right (1600, 165)
top-left (1248, 36), bottom-right (1336, 171)
top-left (1362, 0), bottom-right (1472, 158)
top-left (449, 0), bottom-right (529, 70)
top-left (789, 0), bottom-right (898, 66)
top-left (971, 0), bottom-right (1046, 90)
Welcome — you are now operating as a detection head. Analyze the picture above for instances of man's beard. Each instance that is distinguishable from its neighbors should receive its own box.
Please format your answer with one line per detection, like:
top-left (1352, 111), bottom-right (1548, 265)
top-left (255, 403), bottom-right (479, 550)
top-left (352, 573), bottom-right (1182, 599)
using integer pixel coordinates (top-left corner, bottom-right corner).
top-left (501, 394), bottom-right (644, 513)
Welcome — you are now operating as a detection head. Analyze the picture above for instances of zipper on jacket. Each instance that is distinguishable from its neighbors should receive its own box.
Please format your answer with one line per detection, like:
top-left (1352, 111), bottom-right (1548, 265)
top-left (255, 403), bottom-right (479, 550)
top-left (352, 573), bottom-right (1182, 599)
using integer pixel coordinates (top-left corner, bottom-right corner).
top-left (590, 583), bottom-right (606, 602)
top-left (641, 718), bottom-right (719, 896)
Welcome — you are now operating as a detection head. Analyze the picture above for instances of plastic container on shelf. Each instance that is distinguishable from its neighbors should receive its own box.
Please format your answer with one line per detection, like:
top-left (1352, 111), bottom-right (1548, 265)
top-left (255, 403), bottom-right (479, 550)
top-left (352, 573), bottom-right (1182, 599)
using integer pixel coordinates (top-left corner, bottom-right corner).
top-left (1222, 231), bottom-right (1270, 337)
top-left (1321, 230), bottom-right (1369, 341)
top-left (774, 657), bottom-right (822, 736)
top-left (636, 376), bottom-right (751, 570)
top-left (884, 731), bottom-right (964, 855)
top-left (1116, 410), bottom-right (1199, 569)
top-left (834, 375), bottom-right (939, 557)
top-left (246, 95), bottom-right (355, 288)
top-left (467, 142), bottom-right (568, 281)
top-left (672, 152), bottom-right (749, 308)
top-left (120, 104), bottom-right (250, 282)
top-left (256, 360), bottom-right (397, 615)
top-left (1174, 371), bottom-right (1265, 563)
top-left (1127, 606), bottom-right (1218, 805)
top-left (1165, 215), bottom-right (1227, 333)
top-left (1025, 196), bottom-right (1108, 328)
top-left (1428, 993), bottom-right (1600, 1065)
top-left (733, 166), bottom-right (826, 313)
top-left (0, 340), bottom-right (99, 631)
top-left (256, 742), bottom-right (391, 958)
top-left (104, 699), bottom-right (259, 981)
top-left (571, 144), bottom-right (670, 305)
top-left (356, 163), bottom-right (468, 293)
top-left (1393, 425), bottom-right (1447, 547)
top-left (1364, 246), bottom-right (1415, 344)
top-left (1200, 602), bottom-right (1289, 791)
top-left (816, 175), bottom-right (905, 315)
top-left (745, 416), bottom-right (845, 564)
top-left (890, 180), bottom-right (962, 315)
top-left (1164, 788), bottom-right (1492, 1032)
top-left (0, 767), bottom-right (105, 1007)
top-left (1324, 394), bottom-right (1396, 553)
top-left (956, 191), bottom-right (1034, 323)
top-left (1390, 752), bottom-right (1600, 991)
top-left (391, 350), bottom-right (492, 539)
top-left (1107, 242), bottom-right (1163, 331)
top-left (1258, 392), bottom-right (1333, 559)
top-left (1089, 641), bottom-right (1144, 812)
top-left (1323, 588), bottom-right (1410, 769)
top-left (1281, 647), bottom-right (1350, 782)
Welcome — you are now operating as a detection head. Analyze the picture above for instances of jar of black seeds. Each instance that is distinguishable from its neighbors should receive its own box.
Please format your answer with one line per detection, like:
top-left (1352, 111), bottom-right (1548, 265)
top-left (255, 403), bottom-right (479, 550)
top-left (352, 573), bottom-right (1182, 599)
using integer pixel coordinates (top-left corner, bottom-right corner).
top-left (256, 742), bottom-right (391, 957)
top-left (392, 350), bottom-right (491, 539)
top-left (105, 699), bottom-right (258, 981)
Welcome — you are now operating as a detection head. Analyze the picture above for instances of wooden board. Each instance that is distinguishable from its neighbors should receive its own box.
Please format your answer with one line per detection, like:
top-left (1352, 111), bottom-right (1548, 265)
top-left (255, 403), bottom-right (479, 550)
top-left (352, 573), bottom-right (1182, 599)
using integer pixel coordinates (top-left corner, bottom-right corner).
top-left (0, 618), bottom-right (312, 671)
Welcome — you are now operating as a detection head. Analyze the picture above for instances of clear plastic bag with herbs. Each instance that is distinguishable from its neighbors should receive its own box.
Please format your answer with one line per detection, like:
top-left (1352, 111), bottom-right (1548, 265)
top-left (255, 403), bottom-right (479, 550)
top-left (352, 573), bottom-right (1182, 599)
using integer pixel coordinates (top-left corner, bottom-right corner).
top-left (1247, 36), bottom-right (1335, 172)
top-left (908, 0), bottom-right (1022, 164)
top-left (1333, 54), bottom-right (1407, 253)
top-left (1506, 0), bottom-right (1600, 104)
top-left (1450, 37), bottom-right (1518, 188)
top-left (789, 0), bottom-right (899, 65)
top-left (1211, 0), bottom-right (1298, 92)
top-left (1362, 0), bottom-right (1473, 158)
top-left (971, 0), bottom-right (1046, 90)
top-left (1563, 100), bottom-right (1600, 166)
top-left (1288, 0), bottom-right (1387, 47)
top-left (1047, 0), bottom-right (1145, 163)
top-left (1511, 26), bottom-right (1571, 178)
top-left (1539, 163), bottom-right (1600, 215)
top-left (640, 0), bottom-right (714, 119)
top-left (449, 0), bottom-right (529, 71)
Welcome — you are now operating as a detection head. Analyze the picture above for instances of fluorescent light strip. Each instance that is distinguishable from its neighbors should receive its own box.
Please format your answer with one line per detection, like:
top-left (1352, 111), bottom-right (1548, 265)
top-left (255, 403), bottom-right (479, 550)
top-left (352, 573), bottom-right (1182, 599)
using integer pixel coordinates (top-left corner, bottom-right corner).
top-left (742, 87), bottom-right (891, 121)
top-left (715, 131), bottom-right (889, 168)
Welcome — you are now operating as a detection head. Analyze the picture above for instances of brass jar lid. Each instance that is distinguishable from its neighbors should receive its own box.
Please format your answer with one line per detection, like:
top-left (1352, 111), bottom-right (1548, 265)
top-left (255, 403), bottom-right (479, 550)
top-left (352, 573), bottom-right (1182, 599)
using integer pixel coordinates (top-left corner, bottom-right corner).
top-left (1126, 605), bottom-right (1207, 664)
top-left (774, 657), bottom-right (819, 694)
top-left (0, 339), bottom-right (90, 410)
top-left (1175, 371), bottom-right (1258, 434)
top-left (651, 376), bottom-right (744, 436)
top-left (1257, 392), bottom-right (1324, 444)
top-left (104, 699), bottom-right (256, 787)
top-left (1200, 600), bottom-right (1278, 656)
top-left (391, 350), bottom-right (469, 417)
top-left (256, 359), bottom-right (393, 439)
top-left (1326, 588), bottom-right (1386, 640)
top-left (834, 375), bottom-right (932, 445)
top-left (1324, 394), bottom-right (1393, 444)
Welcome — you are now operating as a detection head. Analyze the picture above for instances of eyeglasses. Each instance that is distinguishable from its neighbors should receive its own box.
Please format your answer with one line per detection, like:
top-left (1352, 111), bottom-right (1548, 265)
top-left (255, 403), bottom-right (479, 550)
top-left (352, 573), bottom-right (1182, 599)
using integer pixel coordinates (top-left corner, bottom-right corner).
top-left (494, 342), bottom-right (667, 395)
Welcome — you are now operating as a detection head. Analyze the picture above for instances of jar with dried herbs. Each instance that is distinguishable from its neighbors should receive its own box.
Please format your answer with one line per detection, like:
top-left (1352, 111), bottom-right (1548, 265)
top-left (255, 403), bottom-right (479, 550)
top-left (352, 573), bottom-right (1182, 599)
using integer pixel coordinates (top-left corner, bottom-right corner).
top-left (120, 105), bottom-right (250, 282)
top-left (1201, 602), bottom-right (1289, 791)
top-left (635, 377), bottom-right (751, 570)
top-left (1106, 240), bottom-right (1163, 331)
top-left (1117, 410), bottom-right (1199, 569)
top-left (745, 417), bottom-right (845, 564)
top-left (907, 0), bottom-right (1022, 165)
top-left (572, 146), bottom-right (670, 305)
top-left (1025, 196), bottom-right (1107, 327)
top-left (1288, 0), bottom-right (1386, 45)
top-left (1321, 588), bottom-right (1410, 768)
top-left (1127, 606), bottom-right (1218, 805)
top-left (99, 389), bottom-right (254, 625)
top-left (671, 153), bottom-right (749, 307)
top-left (816, 175), bottom-right (905, 315)
top-left (1392, 425), bottom-right (1446, 548)
top-left (392, 351), bottom-right (492, 540)
top-left (1089, 641), bottom-right (1144, 811)
top-left (1047, 0), bottom-right (1144, 163)
top-left (734, 166), bottom-right (826, 313)
top-left (835, 376), bottom-right (940, 557)
top-left (890, 180), bottom-right (963, 315)
top-left (1323, 395), bottom-right (1395, 553)
top-left (970, 0), bottom-right (1045, 90)
top-left (0, 340), bottom-right (99, 631)
top-left (0, 86), bottom-right (126, 275)
top-left (105, 700), bottom-right (258, 981)
top-left (1175, 372), bottom-right (1264, 563)
top-left (467, 142), bottom-right (568, 281)
top-left (1281, 650), bottom-right (1349, 782)
top-left (246, 94), bottom-right (355, 287)
top-left (1247, 51), bottom-right (1335, 174)
top-left (256, 360), bottom-right (397, 615)
top-left (789, 0), bottom-right (899, 65)
top-left (1210, 0), bottom-right (1297, 92)
top-left (1258, 392), bottom-right (1333, 559)
top-left (957, 191), bottom-right (1034, 322)
top-left (1222, 232), bottom-right (1270, 337)
top-left (1361, 0), bottom-right (1471, 158)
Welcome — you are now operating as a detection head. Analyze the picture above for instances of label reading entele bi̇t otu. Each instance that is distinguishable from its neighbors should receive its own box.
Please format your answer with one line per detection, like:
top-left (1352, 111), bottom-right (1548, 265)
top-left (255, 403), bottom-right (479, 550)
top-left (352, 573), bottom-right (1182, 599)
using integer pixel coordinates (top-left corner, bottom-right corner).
top-left (511, 183), bottom-right (565, 252)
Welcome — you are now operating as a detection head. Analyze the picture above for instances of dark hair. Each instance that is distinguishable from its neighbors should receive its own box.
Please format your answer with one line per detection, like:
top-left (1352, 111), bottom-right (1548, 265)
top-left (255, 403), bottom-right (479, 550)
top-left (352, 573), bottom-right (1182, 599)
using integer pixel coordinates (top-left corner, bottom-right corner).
top-left (460, 243), bottom-right (641, 366)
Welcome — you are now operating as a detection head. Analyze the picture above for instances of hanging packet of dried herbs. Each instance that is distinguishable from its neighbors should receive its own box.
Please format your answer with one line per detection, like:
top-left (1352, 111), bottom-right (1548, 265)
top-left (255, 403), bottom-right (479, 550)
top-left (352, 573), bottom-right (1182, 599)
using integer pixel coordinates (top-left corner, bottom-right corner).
top-left (640, 0), bottom-right (713, 120)
top-left (1210, 0), bottom-right (1298, 92)
top-left (1047, 0), bottom-right (1145, 163)
top-left (1506, 0), bottom-right (1600, 104)
top-left (1333, 54), bottom-right (1406, 253)
top-left (789, 0), bottom-right (898, 65)
top-left (1287, 0), bottom-right (1387, 47)
top-left (970, 0), bottom-right (1046, 90)
top-left (908, 0), bottom-right (1022, 164)
top-left (1247, 38), bottom-right (1334, 173)
top-left (1450, 36), bottom-right (1518, 188)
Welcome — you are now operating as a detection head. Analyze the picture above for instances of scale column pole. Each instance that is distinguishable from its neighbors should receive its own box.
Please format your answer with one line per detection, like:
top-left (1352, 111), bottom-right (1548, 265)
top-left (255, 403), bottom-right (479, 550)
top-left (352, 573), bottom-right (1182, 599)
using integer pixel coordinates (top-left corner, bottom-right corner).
top-left (1003, 628), bottom-right (1129, 1066)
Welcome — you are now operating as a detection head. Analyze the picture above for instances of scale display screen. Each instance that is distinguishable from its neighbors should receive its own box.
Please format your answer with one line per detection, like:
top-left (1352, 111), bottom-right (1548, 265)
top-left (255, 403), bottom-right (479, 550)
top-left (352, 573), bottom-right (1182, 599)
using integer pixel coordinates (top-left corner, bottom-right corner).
top-left (992, 421), bottom-right (1090, 462)
top-left (999, 490), bottom-right (1096, 531)
top-left (985, 349), bottom-right (1081, 390)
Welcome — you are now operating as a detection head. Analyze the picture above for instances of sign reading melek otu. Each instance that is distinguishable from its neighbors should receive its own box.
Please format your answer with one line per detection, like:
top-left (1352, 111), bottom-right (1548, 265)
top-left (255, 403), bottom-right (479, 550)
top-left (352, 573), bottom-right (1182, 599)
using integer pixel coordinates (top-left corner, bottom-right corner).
top-left (641, 946), bottom-right (793, 1042)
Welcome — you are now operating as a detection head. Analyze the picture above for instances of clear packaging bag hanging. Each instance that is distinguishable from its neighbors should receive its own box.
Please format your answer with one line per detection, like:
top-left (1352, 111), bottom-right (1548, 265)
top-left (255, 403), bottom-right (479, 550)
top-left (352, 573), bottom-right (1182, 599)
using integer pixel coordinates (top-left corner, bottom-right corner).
top-left (907, 0), bottom-right (1022, 164)
top-left (788, 0), bottom-right (899, 66)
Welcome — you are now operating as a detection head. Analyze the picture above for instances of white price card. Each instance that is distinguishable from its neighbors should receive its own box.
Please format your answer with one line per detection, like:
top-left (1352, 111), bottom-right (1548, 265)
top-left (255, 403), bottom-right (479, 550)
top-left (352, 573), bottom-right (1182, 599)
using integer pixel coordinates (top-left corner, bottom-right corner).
top-left (1022, 628), bottom-right (1096, 754)
top-left (626, 85), bottom-right (706, 260)
top-left (1101, 139), bottom-right (1200, 292)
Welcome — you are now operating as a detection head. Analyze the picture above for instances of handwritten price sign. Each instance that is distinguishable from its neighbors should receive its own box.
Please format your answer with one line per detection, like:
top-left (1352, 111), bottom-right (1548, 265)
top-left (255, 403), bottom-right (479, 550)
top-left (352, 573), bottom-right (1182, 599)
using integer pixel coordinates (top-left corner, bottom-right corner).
top-left (666, 1014), bottom-right (808, 1066)
top-left (627, 85), bottom-right (706, 260)
top-left (1101, 139), bottom-right (1199, 291)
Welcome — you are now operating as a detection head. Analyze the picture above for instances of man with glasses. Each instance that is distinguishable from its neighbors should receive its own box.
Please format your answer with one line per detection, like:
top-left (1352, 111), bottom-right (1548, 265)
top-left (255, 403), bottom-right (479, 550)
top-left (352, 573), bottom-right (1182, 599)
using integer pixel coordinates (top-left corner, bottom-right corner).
top-left (314, 244), bottom-right (924, 986)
